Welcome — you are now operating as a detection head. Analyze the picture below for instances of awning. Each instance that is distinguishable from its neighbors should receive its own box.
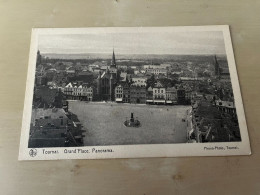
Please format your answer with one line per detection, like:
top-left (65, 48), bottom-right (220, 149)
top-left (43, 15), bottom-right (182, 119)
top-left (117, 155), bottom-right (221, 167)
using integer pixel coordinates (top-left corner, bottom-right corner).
top-left (166, 101), bottom-right (172, 103)
top-left (154, 100), bottom-right (165, 103)
top-left (116, 98), bottom-right (123, 102)
top-left (146, 100), bottom-right (153, 102)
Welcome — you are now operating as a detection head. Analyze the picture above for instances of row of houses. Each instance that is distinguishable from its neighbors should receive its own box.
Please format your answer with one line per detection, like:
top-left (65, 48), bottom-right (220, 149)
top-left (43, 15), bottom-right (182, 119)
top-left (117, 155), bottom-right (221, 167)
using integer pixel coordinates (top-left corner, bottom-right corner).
top-left (62, 80), bottom-right (192, 105)
top-left (115, 81), bottom-right (192, 105)
top-left (63, 82), bottom-right (94, 101)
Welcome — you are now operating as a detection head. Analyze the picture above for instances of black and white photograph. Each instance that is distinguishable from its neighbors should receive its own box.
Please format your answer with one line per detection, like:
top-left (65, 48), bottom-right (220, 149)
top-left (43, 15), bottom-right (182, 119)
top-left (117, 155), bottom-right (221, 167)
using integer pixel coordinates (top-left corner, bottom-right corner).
top-left (19, 26), bottom-right (250, 160)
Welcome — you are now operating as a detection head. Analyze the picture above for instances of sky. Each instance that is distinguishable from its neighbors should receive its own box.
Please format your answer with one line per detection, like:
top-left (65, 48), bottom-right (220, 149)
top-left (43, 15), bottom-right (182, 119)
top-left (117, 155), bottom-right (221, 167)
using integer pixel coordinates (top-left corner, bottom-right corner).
top-left (38, 31), bottom-right (226, 55)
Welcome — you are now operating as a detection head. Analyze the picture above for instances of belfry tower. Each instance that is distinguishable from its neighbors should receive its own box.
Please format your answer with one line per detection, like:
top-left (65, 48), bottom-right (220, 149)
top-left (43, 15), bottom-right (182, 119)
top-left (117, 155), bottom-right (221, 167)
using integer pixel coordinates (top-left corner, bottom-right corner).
top-left (111, 49), bottom-right (116, 68)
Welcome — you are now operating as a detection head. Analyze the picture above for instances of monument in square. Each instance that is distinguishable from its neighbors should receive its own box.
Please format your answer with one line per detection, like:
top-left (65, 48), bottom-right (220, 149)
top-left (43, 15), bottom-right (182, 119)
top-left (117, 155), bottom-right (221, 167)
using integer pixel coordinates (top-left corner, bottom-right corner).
top-left (124, 112), bottom-right (141, 127)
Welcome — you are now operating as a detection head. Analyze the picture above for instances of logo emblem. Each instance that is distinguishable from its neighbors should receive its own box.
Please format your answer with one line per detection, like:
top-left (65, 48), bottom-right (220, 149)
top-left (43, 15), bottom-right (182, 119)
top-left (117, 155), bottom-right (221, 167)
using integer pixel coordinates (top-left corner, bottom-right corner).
top-left (29, 149), bottom-right (37, 157)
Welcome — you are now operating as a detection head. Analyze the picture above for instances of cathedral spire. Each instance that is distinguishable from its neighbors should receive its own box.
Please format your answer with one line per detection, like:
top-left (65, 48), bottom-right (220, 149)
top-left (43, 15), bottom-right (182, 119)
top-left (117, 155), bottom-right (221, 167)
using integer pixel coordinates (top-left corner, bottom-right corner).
top-left (111, 48), bottom-right (116, 68)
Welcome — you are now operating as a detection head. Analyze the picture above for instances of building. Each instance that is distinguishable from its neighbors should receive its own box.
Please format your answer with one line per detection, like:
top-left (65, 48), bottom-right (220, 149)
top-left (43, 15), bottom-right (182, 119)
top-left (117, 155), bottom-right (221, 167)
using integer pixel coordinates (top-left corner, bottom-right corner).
top-left (177, 86), bottom-right (186, 104)
top-left (45, 69), bottom-right (57, 82)
top-left (115, 84), bottom-right (123, 102)
top-left (96, 49), bottom-right (119, 101)
top-left (114, 82), bottom-right (131, 103)
top-left (134, 70), bottom-right (140, 75)
top-left (66, 67), bottom-right (76, 77)
top-left (160, 64), bottom-right (171, 69)
top-left (170, 67), bottom-right (183, 75)
top-left (166, 87), bottom-right (177, 104)
top-left (120, 72), bottom-right (128, 82)
top-left (153, 82), bottom-right (166, 104)
top-left (93, 68), bottom-right (101, 73)
top-left (82, 85), bottom-right (94, 101)
top-left (184, 85), bottom-right (192, 104)
top-left (29, 108), bottom-right (84, 148)
top-left (63, 82), bottom-right (93, 101)
top-left (130, 66), bottom-right (137, 69)
top-left (143, 65), bottom-right (160, 69)
top-left (140, 69), bottom-right (146, 74)
top-left (146, 86), bottom-right (153, 104)
top-left (35, 73), bottom-right (47, 86)
top-left (146, 68), bottom-right (167, 76)
top-left (180, 77), bottom-right (204, 82)
top-left (130, 85), bottom-right (146, 104)
top-left (88, 64), bottom-right (99, 72)
top-left (215, 100), bottom-right (236, 115)
top-left (122, 83), bottom-right (130, 103)
top-left (36, 50), bottom-right (42, 66)
top-left (117, 65), bottom-right (128, 70)
top-left (131, 76), bottom-right (147, 87)
top-left (47, 81), bottom-right (57, 88)
top-left (97, 71), bottom-right (117, 101)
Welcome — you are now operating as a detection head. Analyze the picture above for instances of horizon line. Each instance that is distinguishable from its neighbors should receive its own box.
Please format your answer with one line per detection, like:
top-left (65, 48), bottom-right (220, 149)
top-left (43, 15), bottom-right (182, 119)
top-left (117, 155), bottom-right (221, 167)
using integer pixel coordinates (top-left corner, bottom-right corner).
top-left (41, 52), bottom-right (226, 56)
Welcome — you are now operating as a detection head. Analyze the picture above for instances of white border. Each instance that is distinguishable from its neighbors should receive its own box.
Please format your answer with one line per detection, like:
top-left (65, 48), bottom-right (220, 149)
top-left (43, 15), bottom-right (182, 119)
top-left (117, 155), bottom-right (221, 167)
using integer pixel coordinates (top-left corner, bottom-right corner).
top-left (19, 26), bottom-right (251, 160)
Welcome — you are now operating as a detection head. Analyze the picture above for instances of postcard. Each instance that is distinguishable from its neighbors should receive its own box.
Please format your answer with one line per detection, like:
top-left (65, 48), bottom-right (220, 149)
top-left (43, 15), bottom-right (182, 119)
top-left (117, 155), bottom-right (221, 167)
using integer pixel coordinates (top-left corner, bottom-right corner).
top-left (19, 26), bottom-right (251, 160)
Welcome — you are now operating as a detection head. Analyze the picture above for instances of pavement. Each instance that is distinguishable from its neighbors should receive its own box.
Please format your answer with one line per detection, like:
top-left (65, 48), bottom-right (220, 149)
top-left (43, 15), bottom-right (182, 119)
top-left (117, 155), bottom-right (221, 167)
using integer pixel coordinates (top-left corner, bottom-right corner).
top-left (68, 101), bottom-right (191, 146)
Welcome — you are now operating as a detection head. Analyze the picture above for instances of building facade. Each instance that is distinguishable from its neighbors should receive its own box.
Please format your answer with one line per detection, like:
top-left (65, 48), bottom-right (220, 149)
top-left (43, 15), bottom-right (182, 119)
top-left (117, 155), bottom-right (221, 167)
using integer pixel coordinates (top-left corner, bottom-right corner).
top-left (153, 82), bottom-right (166, 104)
top-left (146, 68), bottom-right (167, 76)
top-left (115, 84), bottom-right (123, 102)
top-left (166, 87), bottom-right (177, 104)
top-left (130, 85), bottom-right (146, 104)
top-left (177, 86), bottom-right (186, 104)
top-left (146, 86), bottom-right (153, 104)
top-left (131, 76), bottom-right (147, 87)
top-left (122, 83), bottom-right (130, 103)
top-left (63, 82), bottom-right (93, 101)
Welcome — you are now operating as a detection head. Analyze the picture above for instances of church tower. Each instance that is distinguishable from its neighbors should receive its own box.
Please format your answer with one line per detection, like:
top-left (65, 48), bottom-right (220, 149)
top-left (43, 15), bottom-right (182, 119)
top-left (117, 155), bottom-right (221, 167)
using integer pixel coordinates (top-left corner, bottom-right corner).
top-left (36, 50), bottom-right (42, 66)
top-left (111, 49), bottom-right (116, 68)
top-left (214, 55), bottom-right (220, 79)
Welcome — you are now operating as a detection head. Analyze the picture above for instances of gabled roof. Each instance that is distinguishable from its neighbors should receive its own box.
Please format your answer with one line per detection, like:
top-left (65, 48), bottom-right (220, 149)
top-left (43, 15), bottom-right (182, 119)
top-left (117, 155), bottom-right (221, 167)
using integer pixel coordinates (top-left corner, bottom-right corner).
top-left (154, 81), bottom-right (164, 88)
top-left (65, 82), bottom-right (73, 88)
top-left (147, 86), bottom-right (153, 91)
top-left (166, 87), bottom-right (177, 92)
top-left (116, 84), bottom-right (123, 88)
top-left (121, 82), bottom-right (130, 88)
